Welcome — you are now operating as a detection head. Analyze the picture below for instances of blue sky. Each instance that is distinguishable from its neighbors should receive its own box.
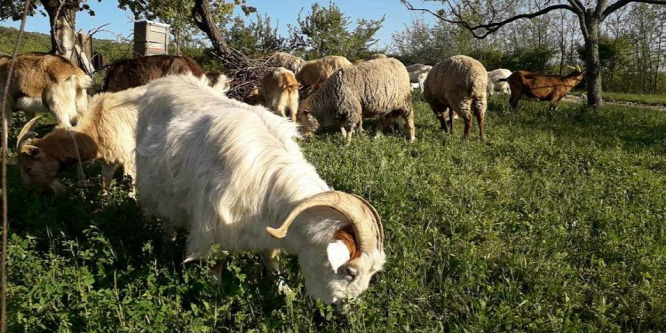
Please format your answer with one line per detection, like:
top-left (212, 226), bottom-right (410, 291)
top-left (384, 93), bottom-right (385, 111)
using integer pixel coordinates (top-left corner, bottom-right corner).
top-left (1, 0), bottom-right (439, 49)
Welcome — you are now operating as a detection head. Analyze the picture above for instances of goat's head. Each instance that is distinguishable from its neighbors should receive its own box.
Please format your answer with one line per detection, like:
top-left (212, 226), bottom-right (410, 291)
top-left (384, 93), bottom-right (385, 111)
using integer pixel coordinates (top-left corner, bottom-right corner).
top-left (566, 65), bottom-right (585, 81)
top-left (296, 97), bottom-right (319, 138)
top-left (16, 117), bottom-right (65, 194)
top-left (266, 191), bottom-right (386, 304)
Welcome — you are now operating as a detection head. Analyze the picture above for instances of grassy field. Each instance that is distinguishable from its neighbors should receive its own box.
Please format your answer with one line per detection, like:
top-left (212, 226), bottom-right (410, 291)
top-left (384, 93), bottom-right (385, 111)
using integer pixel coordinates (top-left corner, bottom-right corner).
top-left (4, 95), bottom-right (666, 332)
top-left (571, 90), bottom-right (666, 106)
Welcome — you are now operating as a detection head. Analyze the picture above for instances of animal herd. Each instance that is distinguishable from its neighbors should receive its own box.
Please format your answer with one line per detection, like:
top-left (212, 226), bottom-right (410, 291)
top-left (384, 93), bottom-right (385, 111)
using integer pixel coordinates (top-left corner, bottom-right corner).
top-left (0, 50), bottom-right (584, 305)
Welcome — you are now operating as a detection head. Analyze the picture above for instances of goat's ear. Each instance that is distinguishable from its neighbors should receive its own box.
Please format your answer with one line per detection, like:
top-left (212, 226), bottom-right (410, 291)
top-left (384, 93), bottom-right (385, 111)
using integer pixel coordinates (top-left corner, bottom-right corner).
top-left (21, 144), bottom-right (40, 157)
top-left (327, 240), bottom-right (351, 273)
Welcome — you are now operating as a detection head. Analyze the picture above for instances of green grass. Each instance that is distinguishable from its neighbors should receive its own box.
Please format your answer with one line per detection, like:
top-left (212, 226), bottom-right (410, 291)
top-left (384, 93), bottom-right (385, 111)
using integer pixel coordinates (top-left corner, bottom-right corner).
top-left (4, 96), bottom-right (666, 331)
top-left (571, 90), bottom-right (666, 106)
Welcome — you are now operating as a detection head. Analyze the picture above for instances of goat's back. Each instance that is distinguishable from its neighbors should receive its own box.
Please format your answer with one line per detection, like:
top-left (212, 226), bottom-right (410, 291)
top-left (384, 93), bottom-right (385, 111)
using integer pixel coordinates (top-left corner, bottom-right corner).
top-left (103, 55), bottom-right (205, 92)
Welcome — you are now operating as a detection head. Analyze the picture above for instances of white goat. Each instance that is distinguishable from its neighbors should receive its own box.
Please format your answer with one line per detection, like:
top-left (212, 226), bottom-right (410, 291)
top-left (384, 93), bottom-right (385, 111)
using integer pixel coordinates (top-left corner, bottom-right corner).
top-left (135, 75), bottom-right (385, 304)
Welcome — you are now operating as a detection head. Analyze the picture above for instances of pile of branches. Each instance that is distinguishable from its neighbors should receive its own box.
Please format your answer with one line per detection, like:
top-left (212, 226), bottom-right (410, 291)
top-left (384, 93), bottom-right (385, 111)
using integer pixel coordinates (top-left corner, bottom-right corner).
top-left (225, 55), bottom-right (277, 101)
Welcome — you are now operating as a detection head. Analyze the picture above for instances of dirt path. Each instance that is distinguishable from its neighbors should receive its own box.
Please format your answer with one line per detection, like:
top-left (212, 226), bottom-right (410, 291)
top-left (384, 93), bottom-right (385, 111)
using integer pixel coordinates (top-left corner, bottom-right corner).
top-left (562, 95), bottom-right (666, 111)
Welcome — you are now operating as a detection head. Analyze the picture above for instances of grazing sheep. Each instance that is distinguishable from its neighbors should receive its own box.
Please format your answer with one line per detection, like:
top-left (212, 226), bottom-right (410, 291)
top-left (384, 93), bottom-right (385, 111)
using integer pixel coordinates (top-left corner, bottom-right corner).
top-left (135, 75), bottom-right (385, 304)
top-left (102, 55), bottom-right (230, 93)
top-left (0, 53), bottom-right (92, 127)
top-left (486, 69), bottom-right (512, 96)
top-left (504, 67), bottom-right (584, 110)
top-left (424, 55), bottom-right (487, 141)
top-left (268, 52), bottom-right (306, 73)
top-left (295, 55), bottom-right (353, 90)
top-left (406, 63), bottom-right (432, 93)
top-left (16, 86), bottom-right (147, 193)
top-left (260, 67), bottom-right (300, 121)
top-left (297, 57), bottom-right (415, 143)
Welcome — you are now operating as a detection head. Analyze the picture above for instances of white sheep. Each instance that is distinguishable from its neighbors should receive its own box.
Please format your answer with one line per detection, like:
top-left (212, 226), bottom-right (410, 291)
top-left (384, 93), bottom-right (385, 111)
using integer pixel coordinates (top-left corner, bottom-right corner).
top-left (297, 57), bottom-right (415, 143)
top-left (135, 75), bottom-right (386, 304)
top-left (406, 63), bottom-right (432, 93)
top-left (16, 86), bottom-right (147, 194)
top-left (424, 55), bottom-right (487, 141)
top-left (1, 53), bottom-right (92, 127)
top-left (486, 68), bottom-right (512, 96)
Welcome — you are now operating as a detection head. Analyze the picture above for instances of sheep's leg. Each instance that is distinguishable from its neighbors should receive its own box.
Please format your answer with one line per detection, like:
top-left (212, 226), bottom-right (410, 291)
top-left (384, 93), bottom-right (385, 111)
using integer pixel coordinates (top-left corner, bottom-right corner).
top-left (462, 113), bottom-right (472, 140)
top-left (448, 109), bottom-right (455, 136)
top-left (340, 126), bottom-right (348, 141)
top-left (476, 112), bottom-right (485, 142)
top-left (101, 163), bottom-right (118, 193)
top-left (402, 112), bottom-right (415, 142)
top-left (261, 249), bottom-right (291, 294)
top-left (375, 117), bottom-right (391, 139)
top-left (358, 118), bottom-right (364, 133)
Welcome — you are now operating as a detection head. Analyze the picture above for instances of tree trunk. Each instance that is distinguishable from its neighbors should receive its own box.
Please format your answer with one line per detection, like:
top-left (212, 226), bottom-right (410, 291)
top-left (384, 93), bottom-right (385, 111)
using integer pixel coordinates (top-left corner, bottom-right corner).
top-left (45, 0), bottom-right (77, 61)
top-left (584, 18), bottom-right (603, 108)
top-left (192, 0), bottom-right (248, 68)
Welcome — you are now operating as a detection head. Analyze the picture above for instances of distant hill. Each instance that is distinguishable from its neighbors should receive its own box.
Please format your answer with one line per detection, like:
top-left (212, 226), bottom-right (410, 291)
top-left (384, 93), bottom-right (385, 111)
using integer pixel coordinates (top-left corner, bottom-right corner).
top-left (0, 26), bottom-right (133, 63)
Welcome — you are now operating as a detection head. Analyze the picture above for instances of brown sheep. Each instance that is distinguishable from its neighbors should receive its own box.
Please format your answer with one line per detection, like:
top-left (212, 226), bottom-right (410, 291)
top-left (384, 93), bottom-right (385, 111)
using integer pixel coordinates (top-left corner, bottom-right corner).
top-left (505, 67), bottom-right (584, 110)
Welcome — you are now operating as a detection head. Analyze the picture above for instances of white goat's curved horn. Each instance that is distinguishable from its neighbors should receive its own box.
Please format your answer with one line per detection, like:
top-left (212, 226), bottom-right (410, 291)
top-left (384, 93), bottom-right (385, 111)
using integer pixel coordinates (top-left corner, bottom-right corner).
top-left (266, 191), bottom-right (382, 253)
top-left (16, 116), bottom-right (41, 150)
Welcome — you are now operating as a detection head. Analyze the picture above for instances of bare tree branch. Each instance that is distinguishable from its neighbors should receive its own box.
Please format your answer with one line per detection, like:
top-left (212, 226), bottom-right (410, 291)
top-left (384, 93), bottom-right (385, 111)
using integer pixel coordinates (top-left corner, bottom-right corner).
top-left (402, 0), bottom-right (574, 38)
top-left (1, 1), bottom-right (31, 332)
top-left (603, 0), bottom-right (666, 18)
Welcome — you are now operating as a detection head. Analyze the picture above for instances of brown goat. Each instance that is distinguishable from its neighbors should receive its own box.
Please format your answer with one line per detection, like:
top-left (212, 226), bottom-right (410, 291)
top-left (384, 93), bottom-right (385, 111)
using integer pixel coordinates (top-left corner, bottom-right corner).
top-left (102, 55), bottom-right (229, 93)
top-left (261, 67), bottom-right (300, 122)
top-left (505, 68), bottom-right (584, 110)
top-left (17, 86), bottom-right (146, 194)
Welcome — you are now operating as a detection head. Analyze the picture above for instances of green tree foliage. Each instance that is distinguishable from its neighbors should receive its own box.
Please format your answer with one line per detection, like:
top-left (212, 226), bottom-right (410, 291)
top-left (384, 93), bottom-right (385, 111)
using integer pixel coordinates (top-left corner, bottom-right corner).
top-left (227, 14), bottom-right (285, 57)
top-left (288, 2), bottom-right (385, 60)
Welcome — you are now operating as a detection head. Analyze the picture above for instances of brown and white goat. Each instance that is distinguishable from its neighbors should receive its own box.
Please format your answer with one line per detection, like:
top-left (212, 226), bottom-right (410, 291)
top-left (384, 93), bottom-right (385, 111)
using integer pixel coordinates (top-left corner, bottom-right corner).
top-left (1, 53), bottom-right (92, 127)
top-left (504, 66), bottom-right (584, 110)
top-left (102, 55), bottom-right (229, 93)
top-left (17, 86), bottom-right (146, 194)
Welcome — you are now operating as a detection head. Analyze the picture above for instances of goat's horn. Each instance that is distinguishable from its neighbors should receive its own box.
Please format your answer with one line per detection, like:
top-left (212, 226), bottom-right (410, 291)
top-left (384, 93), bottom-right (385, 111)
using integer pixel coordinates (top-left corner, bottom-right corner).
top-left (16, 116), bottom-right (41, 150)
top-left (576, 65), bottom-right (582, 72)
top-left (266, 191), bottom-right (382, 253)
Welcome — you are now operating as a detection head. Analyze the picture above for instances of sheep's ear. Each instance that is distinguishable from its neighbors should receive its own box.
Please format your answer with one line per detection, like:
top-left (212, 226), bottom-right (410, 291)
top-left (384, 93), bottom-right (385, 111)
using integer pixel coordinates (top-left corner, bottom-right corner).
top-left (327, 240), bottom-right (350, 273)
top-left (21, 144), bottom-right (40, 157)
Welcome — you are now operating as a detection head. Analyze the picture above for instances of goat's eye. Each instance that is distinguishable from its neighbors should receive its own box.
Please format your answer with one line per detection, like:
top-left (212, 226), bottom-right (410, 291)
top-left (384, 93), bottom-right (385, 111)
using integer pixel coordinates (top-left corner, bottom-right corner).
top-left (346, 267), bottom-right (358, 280)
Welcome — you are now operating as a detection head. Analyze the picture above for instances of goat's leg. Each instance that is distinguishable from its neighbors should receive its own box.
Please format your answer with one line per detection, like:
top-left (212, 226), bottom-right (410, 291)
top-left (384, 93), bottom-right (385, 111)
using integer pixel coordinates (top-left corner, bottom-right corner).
top-left (101, 163), bottom-right (118, 194)
top-left (509, 92), bottom-right (520, 110)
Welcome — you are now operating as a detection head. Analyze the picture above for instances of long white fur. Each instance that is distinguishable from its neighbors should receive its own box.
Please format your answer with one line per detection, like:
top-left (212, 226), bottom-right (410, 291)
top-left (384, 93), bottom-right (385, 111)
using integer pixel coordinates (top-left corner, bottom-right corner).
top-left (136, 75), bottom-right (385, 303)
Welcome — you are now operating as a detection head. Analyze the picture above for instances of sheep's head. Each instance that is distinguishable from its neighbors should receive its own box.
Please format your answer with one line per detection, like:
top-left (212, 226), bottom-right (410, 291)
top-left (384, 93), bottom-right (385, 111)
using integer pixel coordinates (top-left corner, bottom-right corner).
top-left (16, 117), bottom-right (65, 193)
top-left (296, 97), bottom-right (319, 138)
top-left (266, 191), bottom-right (386, 304)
